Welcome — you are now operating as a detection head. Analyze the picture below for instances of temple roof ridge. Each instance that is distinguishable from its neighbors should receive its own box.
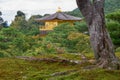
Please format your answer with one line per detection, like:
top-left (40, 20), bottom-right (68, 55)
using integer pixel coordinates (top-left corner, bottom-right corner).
top-left (36, 11), bottom-right (82, 21)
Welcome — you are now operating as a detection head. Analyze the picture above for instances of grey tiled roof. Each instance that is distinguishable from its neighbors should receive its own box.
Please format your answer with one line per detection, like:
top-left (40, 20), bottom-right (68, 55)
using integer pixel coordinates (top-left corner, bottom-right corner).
top-left (36, 12), bottom-right (82, 21)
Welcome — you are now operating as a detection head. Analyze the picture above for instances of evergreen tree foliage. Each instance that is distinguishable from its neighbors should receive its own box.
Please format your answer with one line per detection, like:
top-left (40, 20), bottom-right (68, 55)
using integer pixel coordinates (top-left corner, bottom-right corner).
top-left (11, 11), bottom-right (28, 33)
top-left (74, 21), bottom-right (88, 34)
top-left (27, 15), bottom-right (43, 35)
top-left (106, 10), bottom-right (120, 47)
top-left (0, 11), bottom-right (7, 29)
top-left (46, 23), bottom-right (92, 53)
top-left (106, 10), bottom-right (120, 22)
top-left (0, 27), bottom-right (42, 57)
top-left (11, 11), bottom-right (40, 35)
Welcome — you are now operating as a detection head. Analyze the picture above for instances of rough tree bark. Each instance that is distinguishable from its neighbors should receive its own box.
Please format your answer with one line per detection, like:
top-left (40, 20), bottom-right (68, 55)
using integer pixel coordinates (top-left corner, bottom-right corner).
top-left (76, 0), bottom-right (120, 69)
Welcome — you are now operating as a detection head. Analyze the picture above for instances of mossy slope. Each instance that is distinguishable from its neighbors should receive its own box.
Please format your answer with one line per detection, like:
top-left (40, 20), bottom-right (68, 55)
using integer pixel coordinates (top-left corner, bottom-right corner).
top-left (0, 53), bottom-right (120, 80)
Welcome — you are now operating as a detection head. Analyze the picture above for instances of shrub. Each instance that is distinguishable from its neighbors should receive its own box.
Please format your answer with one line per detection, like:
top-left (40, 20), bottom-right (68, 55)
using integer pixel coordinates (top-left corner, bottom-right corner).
top-left (74, 21), bottom-right (88, 34)
top-left (67, 32), bottom-right (92, 53)
top-left (116, 47), bottom-right (120, 52)
top-left (106, 20), bottom-right (120, 47)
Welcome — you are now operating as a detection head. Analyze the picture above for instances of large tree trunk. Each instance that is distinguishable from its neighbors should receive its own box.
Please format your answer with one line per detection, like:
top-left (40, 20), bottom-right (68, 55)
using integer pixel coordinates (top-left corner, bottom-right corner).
top-left (76, 0), bottom-right (120, 69)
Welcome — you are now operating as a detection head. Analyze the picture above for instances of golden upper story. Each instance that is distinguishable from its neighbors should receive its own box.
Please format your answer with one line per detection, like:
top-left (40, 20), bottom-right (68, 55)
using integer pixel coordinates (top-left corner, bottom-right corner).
top-left (36, 8), bottom-right (82, 31)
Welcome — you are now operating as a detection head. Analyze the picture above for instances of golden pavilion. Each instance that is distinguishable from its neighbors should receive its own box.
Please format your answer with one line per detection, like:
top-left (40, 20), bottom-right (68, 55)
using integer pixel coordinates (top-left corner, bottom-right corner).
top-left (36, 8), bottom-right (82, 35)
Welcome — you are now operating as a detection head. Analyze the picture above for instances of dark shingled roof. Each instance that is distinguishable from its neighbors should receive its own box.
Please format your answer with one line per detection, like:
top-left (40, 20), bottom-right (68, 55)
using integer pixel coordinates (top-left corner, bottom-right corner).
top-left (36, 12), bottom-right (82, 21)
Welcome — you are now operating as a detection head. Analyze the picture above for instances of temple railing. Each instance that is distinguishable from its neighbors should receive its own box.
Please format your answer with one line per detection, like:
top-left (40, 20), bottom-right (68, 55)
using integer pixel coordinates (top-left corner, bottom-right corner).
top-left (39, 26), bottom-right (53, 30)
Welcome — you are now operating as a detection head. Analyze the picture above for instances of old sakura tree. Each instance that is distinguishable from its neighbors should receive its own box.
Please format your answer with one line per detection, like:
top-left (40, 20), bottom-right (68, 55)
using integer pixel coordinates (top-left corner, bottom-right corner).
top-left (76, 0), bottom-right (120, 69)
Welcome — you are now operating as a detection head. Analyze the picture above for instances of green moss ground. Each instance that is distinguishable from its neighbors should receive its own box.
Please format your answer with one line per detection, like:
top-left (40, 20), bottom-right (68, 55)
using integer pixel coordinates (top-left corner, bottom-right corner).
top-left (0, 53), bottom-right (120, 80)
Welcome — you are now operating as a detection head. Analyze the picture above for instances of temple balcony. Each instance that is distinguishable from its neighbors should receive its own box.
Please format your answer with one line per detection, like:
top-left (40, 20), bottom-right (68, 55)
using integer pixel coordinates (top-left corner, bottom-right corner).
top-left (39, 26), bottom-right (53, 31)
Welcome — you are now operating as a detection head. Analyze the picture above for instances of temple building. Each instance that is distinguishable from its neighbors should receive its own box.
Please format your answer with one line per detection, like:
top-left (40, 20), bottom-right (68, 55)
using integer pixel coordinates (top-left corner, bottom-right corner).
top-left (36, 8), bottom-right (82, 35)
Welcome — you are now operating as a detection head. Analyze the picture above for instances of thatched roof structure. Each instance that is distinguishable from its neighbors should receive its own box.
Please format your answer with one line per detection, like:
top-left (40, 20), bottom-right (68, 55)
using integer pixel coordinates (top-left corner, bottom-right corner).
top-left (36, 12), bottom-right (82, 21)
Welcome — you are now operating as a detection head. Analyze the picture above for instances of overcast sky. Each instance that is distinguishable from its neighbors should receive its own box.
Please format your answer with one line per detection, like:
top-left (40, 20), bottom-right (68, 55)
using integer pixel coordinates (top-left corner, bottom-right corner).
top-left (0, 0), bottom-right (77, 24)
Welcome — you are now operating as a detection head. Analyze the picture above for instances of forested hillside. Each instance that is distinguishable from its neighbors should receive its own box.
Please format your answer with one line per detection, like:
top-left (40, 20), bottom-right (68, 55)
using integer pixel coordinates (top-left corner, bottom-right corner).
top-left (105, 0), bottom-right (120, 13)
top-left (68, 0), bottom-right (120, 17)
